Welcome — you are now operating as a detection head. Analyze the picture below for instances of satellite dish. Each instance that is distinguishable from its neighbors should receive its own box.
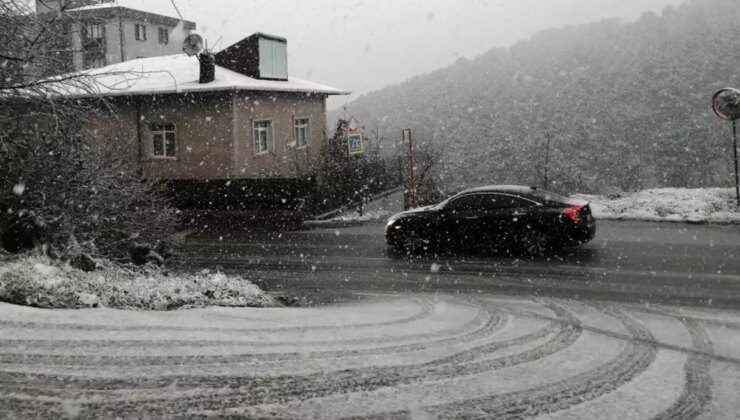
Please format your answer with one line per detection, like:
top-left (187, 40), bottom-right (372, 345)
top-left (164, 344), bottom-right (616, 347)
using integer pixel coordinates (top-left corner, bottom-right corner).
top-left (183, 33), bottom-right (204, 57)
top-left (712, 88), bottom-right (740, 121)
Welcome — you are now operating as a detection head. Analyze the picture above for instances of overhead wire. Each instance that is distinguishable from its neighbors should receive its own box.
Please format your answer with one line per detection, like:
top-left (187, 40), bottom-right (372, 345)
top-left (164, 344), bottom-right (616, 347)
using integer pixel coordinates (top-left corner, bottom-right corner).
top-left (169, 0), bottom-right (184, 22)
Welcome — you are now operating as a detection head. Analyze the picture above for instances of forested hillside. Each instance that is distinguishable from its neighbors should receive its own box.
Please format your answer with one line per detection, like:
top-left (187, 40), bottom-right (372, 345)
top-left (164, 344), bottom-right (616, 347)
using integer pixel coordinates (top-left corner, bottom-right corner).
top-left (343, 0), bottom-right (740, 194)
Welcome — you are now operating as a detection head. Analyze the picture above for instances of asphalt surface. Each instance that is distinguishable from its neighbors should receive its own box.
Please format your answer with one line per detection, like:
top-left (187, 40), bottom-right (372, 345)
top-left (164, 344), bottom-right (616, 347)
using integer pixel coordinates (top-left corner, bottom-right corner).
top-left (4, 219), bottom-right (740, 418)
top-left (182, 220), bottom-right (740, 308)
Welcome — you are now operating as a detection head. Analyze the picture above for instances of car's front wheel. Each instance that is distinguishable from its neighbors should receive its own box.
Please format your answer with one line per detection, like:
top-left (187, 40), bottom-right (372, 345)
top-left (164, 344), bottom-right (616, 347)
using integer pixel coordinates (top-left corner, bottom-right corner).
top-left (393, 231), bottom-right (429, 255)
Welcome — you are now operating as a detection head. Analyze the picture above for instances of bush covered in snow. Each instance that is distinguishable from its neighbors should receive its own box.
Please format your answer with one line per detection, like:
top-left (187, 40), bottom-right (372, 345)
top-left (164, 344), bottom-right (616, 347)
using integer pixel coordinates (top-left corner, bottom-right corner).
top-left (0, 255), bottom-right (275, 310)
top-left (575, 188), bottom-right (740, 224)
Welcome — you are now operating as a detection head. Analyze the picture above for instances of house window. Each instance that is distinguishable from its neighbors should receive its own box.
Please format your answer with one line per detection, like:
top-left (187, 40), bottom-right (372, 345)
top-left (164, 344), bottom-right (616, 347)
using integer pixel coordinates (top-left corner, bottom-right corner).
top-left (87, 24), bottom-right (104, 41)
top-left (135, 23), bottom-right (147, 41)
top-left (253, 120), bottom-right (272, 155)
top-left (158, 27), bottom-right (169, 45)
top-left (150, 123), bottom-right (177, 158)
top-left (294, 118), bottom-right (309, 148)
top-left (258, 38), bottom-right (288, 79)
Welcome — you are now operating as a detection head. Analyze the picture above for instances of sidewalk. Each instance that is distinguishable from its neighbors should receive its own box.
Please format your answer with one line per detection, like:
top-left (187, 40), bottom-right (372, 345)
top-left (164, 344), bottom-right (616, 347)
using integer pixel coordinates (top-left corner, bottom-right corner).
top-left (306, 189), bottom-right (404, 228)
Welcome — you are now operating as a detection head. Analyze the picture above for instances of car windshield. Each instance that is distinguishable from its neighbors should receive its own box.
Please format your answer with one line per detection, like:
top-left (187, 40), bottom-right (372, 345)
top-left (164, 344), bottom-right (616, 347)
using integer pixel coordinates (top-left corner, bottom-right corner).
top-left (2, 0), bottom-right (740, 418)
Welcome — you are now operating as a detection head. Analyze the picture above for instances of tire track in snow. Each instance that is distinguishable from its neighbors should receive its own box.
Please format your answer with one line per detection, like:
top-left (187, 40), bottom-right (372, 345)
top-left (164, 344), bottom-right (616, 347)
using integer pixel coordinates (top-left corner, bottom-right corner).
top-left (361, 305), bottom-right (656, 419)
top-left (0, 296), bottom-right (436, 333)
top-left (0, 299), bottom-right (497, 369)
top-left (2, 296), bottom-right (739, 419)
top-left (0, 302), bottom-right (499, 369)
top-left (0, 300), bottom-right (572, 418)
top-left (652, 317), bottom-right (714, 420)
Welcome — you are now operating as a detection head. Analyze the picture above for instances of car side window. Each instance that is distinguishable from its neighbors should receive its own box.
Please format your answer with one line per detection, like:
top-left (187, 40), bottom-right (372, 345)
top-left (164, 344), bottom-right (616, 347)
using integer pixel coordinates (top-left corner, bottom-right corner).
top-left (479, 194), bottom-right (537, 210)
top-left (445, 194), bottom-right (481, 212)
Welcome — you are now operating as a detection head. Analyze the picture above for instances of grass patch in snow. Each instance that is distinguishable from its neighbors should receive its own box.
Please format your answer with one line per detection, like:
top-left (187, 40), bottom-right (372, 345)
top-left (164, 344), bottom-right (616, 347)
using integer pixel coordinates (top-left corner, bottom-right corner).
top-left (574, 188), bottom-right (740, 224)
top-left (0, 255), bottom-right (275, 310)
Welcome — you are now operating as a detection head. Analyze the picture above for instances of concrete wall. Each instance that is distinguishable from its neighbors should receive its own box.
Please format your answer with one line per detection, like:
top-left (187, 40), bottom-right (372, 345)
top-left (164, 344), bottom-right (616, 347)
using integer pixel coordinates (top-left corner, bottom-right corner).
top-left (88, 91), bottom-right (327, 181)
top-left (118, 19), bottom-right (191, 62)
top-left (63, 10), bottom-right (193, 70)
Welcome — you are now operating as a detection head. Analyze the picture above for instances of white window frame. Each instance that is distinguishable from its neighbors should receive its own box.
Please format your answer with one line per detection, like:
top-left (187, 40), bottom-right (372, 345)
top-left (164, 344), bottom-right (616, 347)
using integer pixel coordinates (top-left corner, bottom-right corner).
top-left (150, 123), bottom-right (177, 159)
top-left (135, 23), bottom-right (147, 41)
top-left (87, 24), bottom-right (104, 40)
top-left (158, 27), bottom-right (169, 45)
top-left (253, 119), bottom-right (273, 156)
top-left (294, 117), bottom-right (310, 149)
top-left (258, 38), bottom-right (288, 79)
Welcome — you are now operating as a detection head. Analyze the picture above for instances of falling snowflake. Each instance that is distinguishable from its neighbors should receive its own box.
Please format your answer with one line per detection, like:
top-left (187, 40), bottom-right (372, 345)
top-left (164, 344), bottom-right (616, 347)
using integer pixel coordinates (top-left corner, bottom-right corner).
top-left (12, 183), bottom-right (25, 196)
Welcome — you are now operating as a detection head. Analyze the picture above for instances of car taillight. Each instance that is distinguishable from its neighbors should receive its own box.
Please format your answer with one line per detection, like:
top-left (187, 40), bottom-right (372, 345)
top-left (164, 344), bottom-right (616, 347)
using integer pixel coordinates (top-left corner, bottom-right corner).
top-left (563, 206), bottom-right (584, 222)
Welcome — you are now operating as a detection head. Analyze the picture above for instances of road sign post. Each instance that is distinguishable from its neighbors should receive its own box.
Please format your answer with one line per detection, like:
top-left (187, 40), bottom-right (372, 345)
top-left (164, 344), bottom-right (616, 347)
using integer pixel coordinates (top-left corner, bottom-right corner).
top-left (402, 129), bottom-right (418, 208)
top-left (711, 88), bottom-right (740, 207)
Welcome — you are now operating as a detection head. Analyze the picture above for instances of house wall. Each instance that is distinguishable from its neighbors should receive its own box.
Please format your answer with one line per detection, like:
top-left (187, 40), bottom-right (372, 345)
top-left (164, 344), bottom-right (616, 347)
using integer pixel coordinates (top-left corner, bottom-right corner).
top-left (232, 91), bottom-right (327, 179)
top-left (138, 93), bottom-right (234, 180)
top-left (63, 10), bottom-right (193, 71)
top-left (88, 91), bottom-right (327, 181)
top-left (118, 19), bottom-right (191, 62)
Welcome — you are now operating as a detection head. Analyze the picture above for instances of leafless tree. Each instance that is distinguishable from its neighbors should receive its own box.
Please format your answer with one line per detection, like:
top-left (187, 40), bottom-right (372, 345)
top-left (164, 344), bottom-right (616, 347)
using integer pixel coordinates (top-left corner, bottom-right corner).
top-left (0, 0), bottom-right (176, 259)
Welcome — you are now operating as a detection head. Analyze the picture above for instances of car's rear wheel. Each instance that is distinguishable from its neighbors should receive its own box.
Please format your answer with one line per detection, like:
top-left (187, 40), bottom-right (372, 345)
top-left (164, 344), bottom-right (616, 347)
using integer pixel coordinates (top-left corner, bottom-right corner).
top-left (521, 230), bottom-right (549, 255)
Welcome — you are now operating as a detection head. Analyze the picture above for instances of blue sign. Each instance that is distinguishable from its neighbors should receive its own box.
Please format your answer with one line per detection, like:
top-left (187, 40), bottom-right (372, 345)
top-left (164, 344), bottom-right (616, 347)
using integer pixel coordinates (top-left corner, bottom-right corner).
top-left (348, 130), bottom-right (364, 155)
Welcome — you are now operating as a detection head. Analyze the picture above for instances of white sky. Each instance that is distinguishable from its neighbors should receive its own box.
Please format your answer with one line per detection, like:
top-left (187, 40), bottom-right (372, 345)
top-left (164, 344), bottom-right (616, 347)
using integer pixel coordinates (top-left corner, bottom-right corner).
top-left (62, 0), bottom-right (687, 109)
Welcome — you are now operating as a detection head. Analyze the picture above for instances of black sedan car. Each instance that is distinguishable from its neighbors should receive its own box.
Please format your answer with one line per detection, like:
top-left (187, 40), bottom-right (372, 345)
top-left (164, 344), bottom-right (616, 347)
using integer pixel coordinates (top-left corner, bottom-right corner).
top-left (385, 185), bottom-right (595, 255)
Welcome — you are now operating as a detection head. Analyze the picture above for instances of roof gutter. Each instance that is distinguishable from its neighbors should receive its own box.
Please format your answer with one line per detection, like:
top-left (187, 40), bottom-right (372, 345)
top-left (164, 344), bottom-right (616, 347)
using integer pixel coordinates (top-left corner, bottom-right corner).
top-left (47, 86), bottom-right (351, 100)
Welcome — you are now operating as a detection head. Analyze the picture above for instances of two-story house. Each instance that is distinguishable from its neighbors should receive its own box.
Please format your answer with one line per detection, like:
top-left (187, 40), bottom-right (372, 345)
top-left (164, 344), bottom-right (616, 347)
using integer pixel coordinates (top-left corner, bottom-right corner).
top-left (35, 0), bottom-right (196, 71)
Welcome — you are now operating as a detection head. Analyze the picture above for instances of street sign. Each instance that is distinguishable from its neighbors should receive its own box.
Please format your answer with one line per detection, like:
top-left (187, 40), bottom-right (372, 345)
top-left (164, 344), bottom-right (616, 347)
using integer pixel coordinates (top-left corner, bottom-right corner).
top-left (347, 130), bottom-right (364, 155)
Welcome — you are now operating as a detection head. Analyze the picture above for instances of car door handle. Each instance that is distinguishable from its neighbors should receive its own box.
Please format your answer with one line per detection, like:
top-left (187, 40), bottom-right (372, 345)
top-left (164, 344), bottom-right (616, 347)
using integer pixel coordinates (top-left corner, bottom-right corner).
top-left (466, 216), bottom-right (479, 220)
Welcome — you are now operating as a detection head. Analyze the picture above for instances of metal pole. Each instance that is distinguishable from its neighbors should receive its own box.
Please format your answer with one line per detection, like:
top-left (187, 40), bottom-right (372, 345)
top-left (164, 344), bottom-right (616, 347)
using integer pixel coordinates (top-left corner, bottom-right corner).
top-left (734, 120), bottom-right (740, 207)
top-left (408, 131), bottom-right (418, 208)
top-left (543, 133), bottom-right (551, 189)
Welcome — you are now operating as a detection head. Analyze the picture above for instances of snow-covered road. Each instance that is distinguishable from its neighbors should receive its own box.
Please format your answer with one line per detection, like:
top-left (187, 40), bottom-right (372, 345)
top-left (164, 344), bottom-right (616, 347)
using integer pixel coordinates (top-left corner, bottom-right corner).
top-left (1, 294), bottom-right (740, 419)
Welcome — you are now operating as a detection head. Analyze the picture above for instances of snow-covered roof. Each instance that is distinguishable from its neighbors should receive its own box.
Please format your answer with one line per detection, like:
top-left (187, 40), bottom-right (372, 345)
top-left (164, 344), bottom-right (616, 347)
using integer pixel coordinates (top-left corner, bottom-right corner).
top-left (67, 2), bottom-right (117, 11)
top-left (44, 55), bottom-right (351, 98)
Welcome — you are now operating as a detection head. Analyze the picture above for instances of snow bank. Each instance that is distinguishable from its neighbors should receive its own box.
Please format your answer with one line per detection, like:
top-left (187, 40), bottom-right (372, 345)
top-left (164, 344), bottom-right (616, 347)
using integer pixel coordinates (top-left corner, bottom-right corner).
top-left (574, 188), bottom-right (740, 224)
top-left (332, 210), bottom-right (394, 222)
top-left (0, 255), bottom-right (274, 310)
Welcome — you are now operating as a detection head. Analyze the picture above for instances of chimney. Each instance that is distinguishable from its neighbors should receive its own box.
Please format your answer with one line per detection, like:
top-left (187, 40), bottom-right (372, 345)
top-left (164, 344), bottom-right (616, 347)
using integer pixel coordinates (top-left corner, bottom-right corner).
top-left (198, 52), bottom-right (215, 84)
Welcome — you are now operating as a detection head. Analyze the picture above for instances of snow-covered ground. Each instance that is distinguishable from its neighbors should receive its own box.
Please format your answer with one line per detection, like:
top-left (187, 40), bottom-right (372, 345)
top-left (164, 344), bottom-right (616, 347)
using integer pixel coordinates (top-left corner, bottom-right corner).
top-left (0, 255), bottom-right (274, 310)
top-left (575, 188), bottom-right (740, 224)
top-left (328, 190), bottom-right (404, 222)
top-left (1, 293), bottom-right (739, 418)
top-left (332, 188), bottom-right (740, 224)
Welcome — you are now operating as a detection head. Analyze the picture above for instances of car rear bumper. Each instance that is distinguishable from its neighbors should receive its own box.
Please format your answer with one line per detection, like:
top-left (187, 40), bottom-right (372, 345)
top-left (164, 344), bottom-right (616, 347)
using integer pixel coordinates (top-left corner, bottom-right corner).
top-left (560, 223), bottom-right (596, 246)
